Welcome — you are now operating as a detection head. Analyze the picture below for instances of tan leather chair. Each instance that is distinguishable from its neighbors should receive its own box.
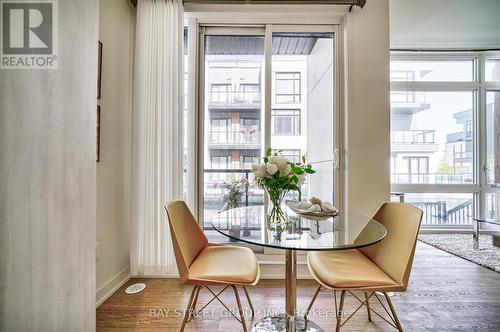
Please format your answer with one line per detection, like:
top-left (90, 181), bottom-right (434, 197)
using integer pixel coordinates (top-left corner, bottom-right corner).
top-left (165, 200), bottom-right (260, 332)
top-left (304, 202), bottom-right (423, 331)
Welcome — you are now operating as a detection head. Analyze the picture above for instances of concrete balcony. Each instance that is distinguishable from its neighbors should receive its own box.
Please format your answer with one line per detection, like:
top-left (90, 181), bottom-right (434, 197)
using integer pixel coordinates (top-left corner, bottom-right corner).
top-left (208, 130), bottom-right (261, 149)
top-left (391, 130), bottom-right (439, 153)
top-left (208, 91), bottom-right (261, 110)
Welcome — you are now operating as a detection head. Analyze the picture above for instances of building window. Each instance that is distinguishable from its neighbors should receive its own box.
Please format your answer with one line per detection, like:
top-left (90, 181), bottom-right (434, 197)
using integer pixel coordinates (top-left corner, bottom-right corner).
top-left (240, 156), bottom-right (259, 169)
top-left (404, 156), bottom-right (429, 174)
top-left (210, 84), bottom-right (232, 103)
top-left (210, 155), bottom-right (230, 169)
top-left (400, 156), bottom-right (429, 183)
top-left (210, 118), bottom-right (231, 143)
top-left (240, 84), bottom-right (261, 104)
top-left (272, 109), bottom-right (301, 135)
top-left (275, 72), bottom-right (301, 103)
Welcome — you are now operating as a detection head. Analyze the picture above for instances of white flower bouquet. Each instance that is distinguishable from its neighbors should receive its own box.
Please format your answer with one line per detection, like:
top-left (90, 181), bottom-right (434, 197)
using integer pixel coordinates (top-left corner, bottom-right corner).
top-left (252, 148), bottom-right (315, 224)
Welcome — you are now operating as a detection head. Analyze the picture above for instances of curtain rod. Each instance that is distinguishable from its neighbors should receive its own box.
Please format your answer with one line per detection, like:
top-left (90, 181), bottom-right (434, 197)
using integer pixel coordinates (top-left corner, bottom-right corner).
top-left (130, 0), bottom-right (366, 10)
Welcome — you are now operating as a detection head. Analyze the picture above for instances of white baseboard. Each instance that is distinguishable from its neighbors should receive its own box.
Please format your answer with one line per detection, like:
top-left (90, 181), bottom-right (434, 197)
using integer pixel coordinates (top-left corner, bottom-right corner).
top-left (96, 266), bottom-right (131, 307)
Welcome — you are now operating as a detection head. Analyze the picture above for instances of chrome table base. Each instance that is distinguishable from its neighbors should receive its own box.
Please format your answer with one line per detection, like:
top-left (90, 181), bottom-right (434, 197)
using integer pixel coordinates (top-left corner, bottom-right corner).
top-left (251, 314), bottom-right (323, 332)
top-left (250, 250), bottom-right (324, 332)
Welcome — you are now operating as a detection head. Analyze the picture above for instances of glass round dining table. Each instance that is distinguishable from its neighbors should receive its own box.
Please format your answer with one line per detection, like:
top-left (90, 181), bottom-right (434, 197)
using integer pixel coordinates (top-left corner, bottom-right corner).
top-left (210, 205), bottom-right (387, 332)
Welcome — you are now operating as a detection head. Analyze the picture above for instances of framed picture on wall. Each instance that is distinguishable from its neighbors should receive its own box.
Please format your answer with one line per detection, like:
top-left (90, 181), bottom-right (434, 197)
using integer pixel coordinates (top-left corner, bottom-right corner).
top-left (97, 105), bottom-right (101, 162)
top-left (97, 41), bottom-right (103, 99)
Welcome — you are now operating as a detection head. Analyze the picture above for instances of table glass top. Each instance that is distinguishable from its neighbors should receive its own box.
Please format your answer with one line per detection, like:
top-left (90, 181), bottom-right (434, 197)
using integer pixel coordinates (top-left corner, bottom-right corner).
top-left (210, 205), bottom-right (387, 251)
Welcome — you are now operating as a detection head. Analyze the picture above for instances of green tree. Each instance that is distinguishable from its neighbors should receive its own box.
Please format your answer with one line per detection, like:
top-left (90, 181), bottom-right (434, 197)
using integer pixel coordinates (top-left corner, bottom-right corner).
top-left (438, 159), bottom-right (452, 174)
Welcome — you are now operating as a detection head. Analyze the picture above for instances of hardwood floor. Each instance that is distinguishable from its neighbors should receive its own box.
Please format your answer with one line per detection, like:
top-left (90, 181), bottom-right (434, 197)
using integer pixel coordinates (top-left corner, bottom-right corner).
top-left (97, 242), bottom-right (500, 331)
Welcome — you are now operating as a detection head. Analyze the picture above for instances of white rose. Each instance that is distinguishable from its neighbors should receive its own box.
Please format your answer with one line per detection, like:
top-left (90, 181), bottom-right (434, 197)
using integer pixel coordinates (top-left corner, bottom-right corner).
top-left (251, 164), bottom-right (258, 172)
top-left (268, 155), bottom-right (288, 168)
top-left (256, 164), bottom-right (268, 179)
top-left (279, 163), bottom-right (292, 177)
top-left (266, 163), bottom-right (278, 175)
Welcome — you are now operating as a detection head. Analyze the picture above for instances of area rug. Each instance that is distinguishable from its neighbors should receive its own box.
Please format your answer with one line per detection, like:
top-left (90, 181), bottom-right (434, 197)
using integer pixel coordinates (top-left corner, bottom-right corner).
top-left (418, 234), bottom-right (500, 273)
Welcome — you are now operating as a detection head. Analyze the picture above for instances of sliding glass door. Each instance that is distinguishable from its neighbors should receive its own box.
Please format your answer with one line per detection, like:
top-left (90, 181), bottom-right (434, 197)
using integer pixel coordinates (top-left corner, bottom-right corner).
top-left (199, 25), bottom-right (338, 241)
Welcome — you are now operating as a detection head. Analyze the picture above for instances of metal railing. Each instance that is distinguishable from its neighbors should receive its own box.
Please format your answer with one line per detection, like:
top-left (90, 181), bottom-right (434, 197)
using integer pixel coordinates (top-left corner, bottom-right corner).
top-left (391, 172), bottom-right (473, 184)
top-left (453, 151), bottom-right (472, 160)
top-left (208, 130), bottom-right (261, 144)
top-left (391, 130), bottom-right (436, 144)
top-left (209, 91), bottom-right (261, 104)
top-left (390, 192), bottom-right (473, 225)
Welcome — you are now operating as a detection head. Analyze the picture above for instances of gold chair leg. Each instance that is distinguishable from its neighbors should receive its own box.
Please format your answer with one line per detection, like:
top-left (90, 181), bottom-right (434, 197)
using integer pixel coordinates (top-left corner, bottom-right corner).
top-left (180, 286), bottom-right (198, 332)
top-left (232, 285), bottom-right (248, 332)
top-left (335, 290), bottom-right (346, 332)
top-left (384, 292), bottom-right (403, 332)
top-left (365, 292), bottom-right (372, 321)
top-left (189, 286), bottom-right (201, 317)
top-left (242, 286), bottom-right (255, 317)
top-left (304, 284), bottom-right (322, 319)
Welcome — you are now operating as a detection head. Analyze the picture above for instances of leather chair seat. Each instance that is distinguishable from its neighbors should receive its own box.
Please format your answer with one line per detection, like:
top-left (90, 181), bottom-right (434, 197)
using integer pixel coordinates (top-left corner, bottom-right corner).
top-left (308, 249), bottom-right (399, 289)
top-left (188, 245), bottom-right (259, 285)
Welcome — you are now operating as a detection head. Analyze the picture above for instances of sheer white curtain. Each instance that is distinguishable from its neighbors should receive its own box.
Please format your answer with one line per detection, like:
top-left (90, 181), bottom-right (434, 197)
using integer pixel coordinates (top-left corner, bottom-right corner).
top-left (131, 0), bottom-right (184, 276)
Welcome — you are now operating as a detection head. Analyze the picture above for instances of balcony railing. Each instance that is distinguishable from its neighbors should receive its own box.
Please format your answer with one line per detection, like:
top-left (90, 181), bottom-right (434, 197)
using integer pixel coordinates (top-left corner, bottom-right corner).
top-left (412, 200), bottom-right (472, 225)
top-left (209, 91), bottom-right (261, 104)
top-left (391, 172), bottom-right (473, 184)
top-left (391, 130), bottom-right (436, 144)
top-left (208, 130), bottom-right (261, 145)
top-left (390, 193), bottom-right (472, 225)
top-left (453, 151), bottom-right (472, 160)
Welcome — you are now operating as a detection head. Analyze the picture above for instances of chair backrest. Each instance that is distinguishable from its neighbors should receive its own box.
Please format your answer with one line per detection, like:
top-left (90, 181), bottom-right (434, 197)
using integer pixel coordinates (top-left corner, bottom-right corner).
top-left (165, 200), bottom-right (208, 282)
top-left (359, 202), bottom-right (423, 289)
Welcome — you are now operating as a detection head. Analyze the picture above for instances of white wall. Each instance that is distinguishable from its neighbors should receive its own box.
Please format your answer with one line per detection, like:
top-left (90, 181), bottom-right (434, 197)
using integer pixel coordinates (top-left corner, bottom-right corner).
top-left (96, 0), bottom-right (134, 305)
top-left (344, 0), bottom-right (391, 217)
top-left (307, 38), bottom-right (335, 203)
top-left (0, 0), bottom-right (98, 330)
top-left (390, 0), bottom-right (500, 49)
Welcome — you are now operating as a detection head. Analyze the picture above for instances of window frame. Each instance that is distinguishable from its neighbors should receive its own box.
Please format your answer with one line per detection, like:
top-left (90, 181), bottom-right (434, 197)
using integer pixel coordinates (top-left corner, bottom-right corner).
top-left (196, 24), bottom-right (340, 230)
top-left (391, 51), bottom-right (500, 229)
top-left (274, 71), bottom-right (301, 104)
top-left (271, 108), bottom-right (301, 135)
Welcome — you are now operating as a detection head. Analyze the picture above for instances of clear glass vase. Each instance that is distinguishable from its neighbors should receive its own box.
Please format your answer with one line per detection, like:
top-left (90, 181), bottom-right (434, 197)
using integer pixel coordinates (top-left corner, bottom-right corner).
top-left (267, 197), bottom-right (288, 226)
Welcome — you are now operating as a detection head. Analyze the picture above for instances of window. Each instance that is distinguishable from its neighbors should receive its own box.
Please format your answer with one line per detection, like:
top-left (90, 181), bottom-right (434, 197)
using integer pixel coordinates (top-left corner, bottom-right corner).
top-left (240, 84), bottom-right (261, 104)
top-left (272, 109), bottom-right (301, 135)
top-left (210, 84), bottom-right (232, 103)
top-left (485, 59), bottom-right (500, 81)
top-left (275, 72), bottom-right (301, 103)
top-left (201, 27), bottom-right (336, 237)
top-left (203, 34), bottom-right (265, 224)
top-left (240, 155), bottom-right (259, 169)
top-left (390, 60), bottom-right (474, 82)
top-left (391, 91), bottom-right (474, 185)
top-left (391, 52), bottom-right (500, 227)
top-left (403, 156), bottom-right (429, 174)
top-left (210, 155), bottom-right (230, 169)
top-left (210, 118), bottom-right (231, 144)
